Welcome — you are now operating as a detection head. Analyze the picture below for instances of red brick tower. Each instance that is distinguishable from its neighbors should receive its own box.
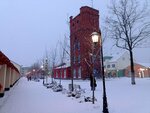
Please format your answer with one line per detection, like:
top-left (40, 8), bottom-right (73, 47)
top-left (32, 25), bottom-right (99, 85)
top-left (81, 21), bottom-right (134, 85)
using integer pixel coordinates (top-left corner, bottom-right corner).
top-left (70, 6), bottom-right (101, 79)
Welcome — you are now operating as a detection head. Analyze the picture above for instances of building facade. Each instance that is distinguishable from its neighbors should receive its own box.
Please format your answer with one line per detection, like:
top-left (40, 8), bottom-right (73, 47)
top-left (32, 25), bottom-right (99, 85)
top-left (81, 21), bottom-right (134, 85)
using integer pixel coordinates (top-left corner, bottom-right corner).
top-left (0, 51), bottom-right (20, 97)
top-left (104, 52), bottom-right (130, 77)
top-left (53, 66), bottom-right (71, 79)
top-left (70, 6), bottom-right (101, 79)
top-left (125, 63), bottom-right (150, 78)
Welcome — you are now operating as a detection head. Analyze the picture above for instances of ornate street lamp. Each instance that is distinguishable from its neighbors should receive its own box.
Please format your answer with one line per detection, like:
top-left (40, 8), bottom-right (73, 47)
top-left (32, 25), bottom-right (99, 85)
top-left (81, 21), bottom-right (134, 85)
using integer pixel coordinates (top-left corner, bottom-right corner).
top-left (91, 32), bottom-right (109, 113)
top-left (92, 32), bottom-right (99, 44)
top-left (91, 32), bottom-right (99, 104)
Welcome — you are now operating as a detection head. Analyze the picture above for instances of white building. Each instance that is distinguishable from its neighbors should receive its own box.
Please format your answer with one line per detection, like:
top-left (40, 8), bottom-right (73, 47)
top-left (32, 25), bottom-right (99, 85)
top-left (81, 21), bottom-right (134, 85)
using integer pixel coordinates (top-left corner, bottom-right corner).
top-left (104, 51), bottom-right (131, 77)
top-left (104, 48), bottom-right (150, 77)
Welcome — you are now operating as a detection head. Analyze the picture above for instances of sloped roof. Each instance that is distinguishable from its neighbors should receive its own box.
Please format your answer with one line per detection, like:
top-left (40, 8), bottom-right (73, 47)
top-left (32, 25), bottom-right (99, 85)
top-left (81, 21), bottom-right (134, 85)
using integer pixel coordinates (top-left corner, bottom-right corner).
top-left (135, 62), bottom-right (150, 68)
top-left (109, 51), bottom-right (128, 62)
top-left (111, 53), bottom-right (123, 62)
top-left (104, 47), bottom-right (150, 64)
top-left (0, 51), bottom-right (20, 73)
top-left (103, 56), bottom-right (112, 61)
top-left (54, 58), bottom-right (70, 69)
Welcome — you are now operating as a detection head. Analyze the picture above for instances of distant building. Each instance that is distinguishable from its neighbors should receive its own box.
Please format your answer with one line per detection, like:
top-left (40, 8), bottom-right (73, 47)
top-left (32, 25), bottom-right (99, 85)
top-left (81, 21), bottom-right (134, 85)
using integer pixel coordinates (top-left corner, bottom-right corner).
top-left (53, 66), bottom-right (71, 79)
top-left (21, 67), bottom-right (30, 76)
top-left (125, 63), bottom-right (150, 78)
top-left (0, 51), bottom-right (20, 97)
top-left (53, 57), bottom-right (71, 79)
top-left (104, 48), bottom-right (150, 77)
top-left (104, 51), bottom-right (130, 77)
top-left (70, 6), bottom-right (101, 79)
top-left (125, 48), bottom-right (150, 77)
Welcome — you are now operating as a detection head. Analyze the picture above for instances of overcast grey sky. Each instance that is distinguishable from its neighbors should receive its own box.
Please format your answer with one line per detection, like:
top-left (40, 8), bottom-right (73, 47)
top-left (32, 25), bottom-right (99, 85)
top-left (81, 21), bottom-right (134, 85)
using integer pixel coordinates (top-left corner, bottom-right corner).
top-left (0, 0), bottom-right (110, 67)
top-left (0, 0), bottom-right (149, 67)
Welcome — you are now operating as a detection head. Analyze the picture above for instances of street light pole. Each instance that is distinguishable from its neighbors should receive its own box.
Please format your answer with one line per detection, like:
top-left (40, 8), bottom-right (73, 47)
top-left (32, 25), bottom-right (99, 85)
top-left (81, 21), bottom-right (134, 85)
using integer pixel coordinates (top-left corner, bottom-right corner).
top-left (91, 32), bottom-right (99, 104)
top-left (92, 42), bottom-right (95, 104)
top-left (91, 32), bottom-right (109, 112)
top-left (100, 35), bottom-right (109, 113)
top-left (41, 65), bottom-right (44, 85)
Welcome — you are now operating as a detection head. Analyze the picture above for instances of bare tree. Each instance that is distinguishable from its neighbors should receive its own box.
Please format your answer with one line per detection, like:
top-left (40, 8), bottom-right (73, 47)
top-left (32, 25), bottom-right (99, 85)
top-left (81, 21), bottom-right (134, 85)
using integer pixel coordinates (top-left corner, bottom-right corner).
top-left (30, 60), bottom-right (41, 72)
top-left (50, 43), bottom-right (59, 83)
top-left (58, 36), bottom-right (68, 85)
top-left (43, 49), bottom-right (50, 84)
top-left (105, 0), bottom-right (150, 84)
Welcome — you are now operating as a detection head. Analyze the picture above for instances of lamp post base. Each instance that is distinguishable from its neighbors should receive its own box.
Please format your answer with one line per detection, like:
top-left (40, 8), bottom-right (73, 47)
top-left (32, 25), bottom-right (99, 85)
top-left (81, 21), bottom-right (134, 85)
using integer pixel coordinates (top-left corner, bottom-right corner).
top-left (103, 95), bottom-right (109, 113)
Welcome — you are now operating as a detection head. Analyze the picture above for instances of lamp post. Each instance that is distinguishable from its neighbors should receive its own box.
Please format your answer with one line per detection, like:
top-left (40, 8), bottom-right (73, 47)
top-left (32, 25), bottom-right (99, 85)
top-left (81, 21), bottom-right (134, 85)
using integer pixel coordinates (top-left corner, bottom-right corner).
top-left (91, 32), bottom-right (109, 113)
top-left (41, 65), bottom-right (44, 84)
top-left (91, 32), bottom-right (99, 104)
top-left (32, 69), bottom-right (35, 80)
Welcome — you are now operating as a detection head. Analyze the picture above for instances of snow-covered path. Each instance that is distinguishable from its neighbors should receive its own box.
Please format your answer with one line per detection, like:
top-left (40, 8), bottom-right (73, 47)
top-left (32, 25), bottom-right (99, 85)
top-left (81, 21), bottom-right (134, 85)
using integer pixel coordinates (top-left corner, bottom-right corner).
top-left (0, 77), bottom-right (100, 113)
top-left (0, 77), bottom-right (150, 113)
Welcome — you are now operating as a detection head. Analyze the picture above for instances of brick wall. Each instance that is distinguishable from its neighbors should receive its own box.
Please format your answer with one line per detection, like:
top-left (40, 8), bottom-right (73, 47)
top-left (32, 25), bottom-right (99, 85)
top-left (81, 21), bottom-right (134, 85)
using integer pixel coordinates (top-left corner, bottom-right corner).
top-left (70, 6), bottom-right (101, 79)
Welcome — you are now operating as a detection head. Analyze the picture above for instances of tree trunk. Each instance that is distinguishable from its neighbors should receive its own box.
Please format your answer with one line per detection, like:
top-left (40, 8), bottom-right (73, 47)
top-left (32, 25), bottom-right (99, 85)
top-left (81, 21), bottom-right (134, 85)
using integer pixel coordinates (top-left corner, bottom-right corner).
top-left (129, 50), bottom-right (136, 85)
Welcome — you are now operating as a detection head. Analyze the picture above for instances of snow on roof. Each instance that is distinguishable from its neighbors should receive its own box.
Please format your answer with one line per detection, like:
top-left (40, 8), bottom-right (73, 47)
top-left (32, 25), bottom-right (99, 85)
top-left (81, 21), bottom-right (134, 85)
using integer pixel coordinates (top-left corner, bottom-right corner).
top-left (111, 52), bottom-right (126, 62)
top-left (135, 62), bottom-right (150, 68)
top-left (104, 47), bottom-right (150, 63)
top-left (106, 50), bottom-right (128, 62)
top-left (64, 57), bottom-right (70, 67)
top-left (54, 58), bottom-right (70, 69)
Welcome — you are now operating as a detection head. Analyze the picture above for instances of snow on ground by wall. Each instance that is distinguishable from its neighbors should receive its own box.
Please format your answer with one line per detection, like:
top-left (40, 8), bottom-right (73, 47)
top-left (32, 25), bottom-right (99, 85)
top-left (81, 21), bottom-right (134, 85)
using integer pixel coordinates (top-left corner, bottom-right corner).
top-left (0, 77), bottom-right (150, 113)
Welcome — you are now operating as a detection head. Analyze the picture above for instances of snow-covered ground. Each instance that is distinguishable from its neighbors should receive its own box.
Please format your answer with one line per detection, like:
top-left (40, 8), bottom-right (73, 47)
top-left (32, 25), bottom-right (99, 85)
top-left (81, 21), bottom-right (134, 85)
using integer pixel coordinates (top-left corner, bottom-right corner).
top-left (0, 77), bottom-right (150, 113)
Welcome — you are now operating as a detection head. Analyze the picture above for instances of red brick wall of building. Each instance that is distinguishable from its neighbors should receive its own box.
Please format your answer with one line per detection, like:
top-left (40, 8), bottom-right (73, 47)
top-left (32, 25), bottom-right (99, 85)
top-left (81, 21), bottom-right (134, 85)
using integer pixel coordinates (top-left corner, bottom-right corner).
top-left (125, 63), bottom-right (150, 77)
top-left (70, 6), bottom-right (101, 79)
top-left (53, 67), bottom-right (71, 79)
